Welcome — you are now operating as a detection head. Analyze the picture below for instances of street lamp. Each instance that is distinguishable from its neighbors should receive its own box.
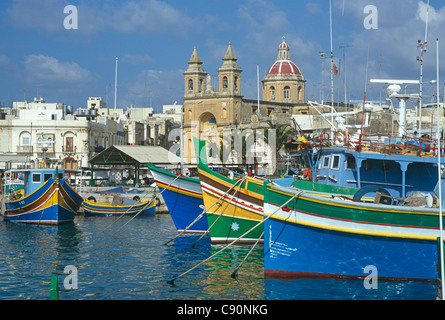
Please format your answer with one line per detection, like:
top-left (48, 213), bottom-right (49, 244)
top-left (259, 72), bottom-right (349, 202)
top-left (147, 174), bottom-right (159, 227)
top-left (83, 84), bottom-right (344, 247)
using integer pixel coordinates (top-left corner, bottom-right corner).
top-left (42, 143), bottom-right (48, 169)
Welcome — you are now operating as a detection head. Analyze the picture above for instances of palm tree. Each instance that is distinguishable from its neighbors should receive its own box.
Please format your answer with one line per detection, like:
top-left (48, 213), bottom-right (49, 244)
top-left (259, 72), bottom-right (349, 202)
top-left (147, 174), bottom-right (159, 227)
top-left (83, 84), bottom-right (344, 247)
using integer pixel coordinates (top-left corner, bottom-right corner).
top-left (262, 120), bottom-right (298, 175)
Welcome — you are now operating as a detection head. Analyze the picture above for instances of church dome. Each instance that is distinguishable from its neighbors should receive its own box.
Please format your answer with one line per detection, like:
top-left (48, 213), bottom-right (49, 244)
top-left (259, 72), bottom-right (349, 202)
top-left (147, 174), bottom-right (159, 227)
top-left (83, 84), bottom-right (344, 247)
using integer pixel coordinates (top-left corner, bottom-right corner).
top-left (262, 37), bottom-right (305, 103)
top-left (267, 60), bottom-right (301, 75)
top-left (266, 38), bottom-right (301, 75)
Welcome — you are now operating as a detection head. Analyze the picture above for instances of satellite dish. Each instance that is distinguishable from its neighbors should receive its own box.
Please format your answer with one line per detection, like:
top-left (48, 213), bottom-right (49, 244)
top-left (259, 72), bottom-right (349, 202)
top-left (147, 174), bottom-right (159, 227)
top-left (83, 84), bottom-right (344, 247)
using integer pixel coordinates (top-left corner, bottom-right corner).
top-left (387, 84), bottom-right (401, 96)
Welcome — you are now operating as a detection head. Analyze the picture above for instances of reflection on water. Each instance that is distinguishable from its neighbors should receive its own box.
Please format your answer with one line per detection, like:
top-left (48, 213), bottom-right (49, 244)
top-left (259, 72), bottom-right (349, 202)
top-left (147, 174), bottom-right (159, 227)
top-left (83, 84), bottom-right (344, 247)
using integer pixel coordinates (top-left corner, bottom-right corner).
top-left (0, 214), bottom-right (439, 300)
top-left (198, 245), bottom-right (265, 300)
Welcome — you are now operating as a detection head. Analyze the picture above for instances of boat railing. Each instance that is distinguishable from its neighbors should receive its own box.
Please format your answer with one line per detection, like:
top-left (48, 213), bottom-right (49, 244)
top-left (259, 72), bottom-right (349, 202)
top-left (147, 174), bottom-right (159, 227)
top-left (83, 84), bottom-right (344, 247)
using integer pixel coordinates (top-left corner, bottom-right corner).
top-left (312, 130), bottom-right (445, 158)
top-left (355, 133), bottom-right (445, 157)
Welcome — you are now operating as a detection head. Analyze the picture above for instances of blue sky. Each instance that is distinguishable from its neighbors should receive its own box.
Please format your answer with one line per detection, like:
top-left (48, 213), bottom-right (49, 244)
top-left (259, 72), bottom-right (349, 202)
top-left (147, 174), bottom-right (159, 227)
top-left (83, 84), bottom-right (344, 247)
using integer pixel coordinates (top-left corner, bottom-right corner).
top-left (0, 0), bottom-right (444, 113)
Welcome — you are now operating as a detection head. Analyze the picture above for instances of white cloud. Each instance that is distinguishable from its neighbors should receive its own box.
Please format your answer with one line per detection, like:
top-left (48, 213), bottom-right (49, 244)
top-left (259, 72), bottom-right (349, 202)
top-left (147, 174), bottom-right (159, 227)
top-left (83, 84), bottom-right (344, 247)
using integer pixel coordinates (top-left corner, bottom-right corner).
top-left (24, 54), bottom-right (91, 87)
top-left (7, 0), bottom-right (198, 37)
top-left (416, 0), bottom-right (445, 24)
top-left (7, 0), bottom-right (63, 32)
top-left (110, 0), bottom-right (196, 35)
top-left (329, 0), bottom-right (445, 102)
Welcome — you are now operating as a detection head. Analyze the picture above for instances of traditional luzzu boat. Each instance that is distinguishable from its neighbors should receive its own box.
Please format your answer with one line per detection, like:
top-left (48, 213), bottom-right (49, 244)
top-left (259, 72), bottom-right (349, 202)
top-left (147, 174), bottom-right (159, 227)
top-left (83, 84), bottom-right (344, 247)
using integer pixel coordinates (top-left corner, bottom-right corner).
top-left (147, 163), bottom-right (207, 233)
top-left (83, 195), bottom-right (156, 216)
top-left (3, 168), bottom-right (83, 225)
top-left (263, 171), bottom-right (445, 281)
top-left (283, 131), bottom-right (445, 199)
top-left (194, 138), bottom-right (265, 244)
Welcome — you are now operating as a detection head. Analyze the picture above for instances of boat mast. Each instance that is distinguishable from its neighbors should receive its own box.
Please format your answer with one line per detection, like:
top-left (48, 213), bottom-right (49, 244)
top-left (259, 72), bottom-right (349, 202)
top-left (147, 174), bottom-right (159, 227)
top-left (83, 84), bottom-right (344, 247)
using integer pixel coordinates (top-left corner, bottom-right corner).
top-left (436, 37), bottom-right (444, 300)
top-left (114, 57), bottom-right (118, 121)
top-left (329, 0), bottom-right (335, 136)
top-left (359, 46), bottom-right (370, 151)
top-left (418, 0), bottom-right (429, 137)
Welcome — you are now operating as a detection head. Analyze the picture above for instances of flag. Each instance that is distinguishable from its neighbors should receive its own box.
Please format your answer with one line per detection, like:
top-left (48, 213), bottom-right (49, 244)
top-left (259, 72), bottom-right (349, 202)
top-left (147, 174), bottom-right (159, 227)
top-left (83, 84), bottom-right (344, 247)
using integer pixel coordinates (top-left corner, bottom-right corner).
top-left (332, 63), bottom-right (338, 76)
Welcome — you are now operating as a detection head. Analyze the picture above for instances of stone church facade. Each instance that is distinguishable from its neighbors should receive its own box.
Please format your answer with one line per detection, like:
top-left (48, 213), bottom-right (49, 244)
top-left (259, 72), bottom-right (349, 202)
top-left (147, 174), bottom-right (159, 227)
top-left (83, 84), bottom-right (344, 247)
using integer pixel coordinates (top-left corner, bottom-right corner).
top-left (182, 38), bottom-right (309, 165)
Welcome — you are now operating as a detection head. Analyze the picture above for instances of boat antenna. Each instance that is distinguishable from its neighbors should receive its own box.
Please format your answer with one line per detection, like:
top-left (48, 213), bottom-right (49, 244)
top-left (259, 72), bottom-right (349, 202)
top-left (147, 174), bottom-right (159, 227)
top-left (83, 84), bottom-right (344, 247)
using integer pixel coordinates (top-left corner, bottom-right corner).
top-left (358, 45), bottom-right (370, 150)
top-left (436, 37), bottom-right (444, 300)
top-left (418, 0), bottom-right (429, 137)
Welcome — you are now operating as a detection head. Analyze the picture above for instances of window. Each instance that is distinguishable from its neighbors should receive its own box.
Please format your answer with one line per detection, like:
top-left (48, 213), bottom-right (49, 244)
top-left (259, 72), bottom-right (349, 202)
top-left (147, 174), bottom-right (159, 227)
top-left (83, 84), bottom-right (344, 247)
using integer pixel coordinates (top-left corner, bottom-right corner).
top-left (234, 77), bottom-right (238, 90)
top-left (345, 154), bottom-right (356, 170)
top-left (32, 173), bottom-right (41, 183)
top-left (66, 137), bottom-right (74, 152)
top-left (284, 86), bottom-right (290, 100)
top-left (322, 155), bottom-right (330, 168)
top-left (331, 155), bottom-right (340, 169)
top-left (297, 86), bottom-right (303, 101)
top-left (270, 86), bottom-right (275, 100)
top-left (223, 76), bottom-right (228, 89)
top-left (44, 173), bottom-right (53, 181)
top-left (188, 79), bottom-right (193, 90)
top-left (22, 136), bottom-right (30, 146)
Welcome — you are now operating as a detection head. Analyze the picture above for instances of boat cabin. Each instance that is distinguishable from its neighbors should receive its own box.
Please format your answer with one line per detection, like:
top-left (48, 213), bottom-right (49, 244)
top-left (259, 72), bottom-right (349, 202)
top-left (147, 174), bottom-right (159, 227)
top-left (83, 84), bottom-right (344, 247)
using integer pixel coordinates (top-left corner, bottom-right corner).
top-left (312, 147), bottom-right (443, 198)
top-left (5, 168), bottom-right (77, 196)
top-left (24, 169), bottom-right (65, 194)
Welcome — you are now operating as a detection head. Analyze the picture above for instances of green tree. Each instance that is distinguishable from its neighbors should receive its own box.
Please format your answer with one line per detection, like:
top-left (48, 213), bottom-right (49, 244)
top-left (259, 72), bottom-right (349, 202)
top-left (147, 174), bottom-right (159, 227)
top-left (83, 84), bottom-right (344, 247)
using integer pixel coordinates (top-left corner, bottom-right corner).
top-left (262, 120), bottom-right (297, 175)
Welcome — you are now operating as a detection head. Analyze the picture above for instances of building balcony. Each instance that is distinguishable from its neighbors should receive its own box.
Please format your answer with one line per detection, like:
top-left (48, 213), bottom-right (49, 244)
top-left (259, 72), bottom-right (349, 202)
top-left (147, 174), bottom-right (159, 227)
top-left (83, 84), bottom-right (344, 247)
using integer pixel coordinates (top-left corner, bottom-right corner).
top-left (62, 145), bottom-right (77, 154)
top-left (16, 145), bottom-right (33, 154)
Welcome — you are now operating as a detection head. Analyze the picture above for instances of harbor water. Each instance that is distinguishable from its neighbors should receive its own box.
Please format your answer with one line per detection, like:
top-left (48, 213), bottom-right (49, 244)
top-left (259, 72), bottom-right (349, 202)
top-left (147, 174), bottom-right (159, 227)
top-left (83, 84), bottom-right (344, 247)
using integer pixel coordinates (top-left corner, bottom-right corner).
top-left (0, 213), bottom-right (439, 300)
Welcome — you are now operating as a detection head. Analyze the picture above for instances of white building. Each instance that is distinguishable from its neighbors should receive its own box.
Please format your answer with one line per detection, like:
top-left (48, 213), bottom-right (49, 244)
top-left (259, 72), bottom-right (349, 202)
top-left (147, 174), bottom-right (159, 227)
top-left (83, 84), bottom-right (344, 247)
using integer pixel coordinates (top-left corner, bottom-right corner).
top-left (0, 97), bottom-right (126, 170)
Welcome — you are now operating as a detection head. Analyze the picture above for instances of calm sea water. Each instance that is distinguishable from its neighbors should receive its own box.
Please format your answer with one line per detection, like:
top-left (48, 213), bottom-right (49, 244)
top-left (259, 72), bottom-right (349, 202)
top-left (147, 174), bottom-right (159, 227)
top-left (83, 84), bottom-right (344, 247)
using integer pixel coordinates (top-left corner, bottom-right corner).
top-left (0, 213), bottom-right (439, 300)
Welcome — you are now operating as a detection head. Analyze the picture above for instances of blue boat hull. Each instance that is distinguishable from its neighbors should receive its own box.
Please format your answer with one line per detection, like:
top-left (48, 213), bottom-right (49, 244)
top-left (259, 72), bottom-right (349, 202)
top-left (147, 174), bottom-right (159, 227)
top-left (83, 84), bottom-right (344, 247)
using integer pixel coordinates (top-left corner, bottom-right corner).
top-left (4, 203), bottom-right (77, 224)
top-left (160, 186), bottom-right (207, 233)
top-left (148, 163), bottom-right (207, 233)
top-left (4, 178), bottom-right (82, 225)
top-left (264, 218), bottom-right (438, 281)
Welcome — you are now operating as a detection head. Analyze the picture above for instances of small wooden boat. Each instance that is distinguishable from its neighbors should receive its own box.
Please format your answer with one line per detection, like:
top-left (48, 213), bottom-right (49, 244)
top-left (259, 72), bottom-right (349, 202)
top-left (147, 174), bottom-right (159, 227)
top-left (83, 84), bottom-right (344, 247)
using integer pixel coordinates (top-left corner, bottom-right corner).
top-left (83, 195), bottom-right (156, 216)
top-left (148, 163), bottom-right (207, 233)
top-left (263, 180), bottom-right (445, 281)
top-left (194, 137), bottom-right (264, 244)
top-left (193, 138), bottom-right (361, 244)
top-left (3, 168), bottom-right (83, 225)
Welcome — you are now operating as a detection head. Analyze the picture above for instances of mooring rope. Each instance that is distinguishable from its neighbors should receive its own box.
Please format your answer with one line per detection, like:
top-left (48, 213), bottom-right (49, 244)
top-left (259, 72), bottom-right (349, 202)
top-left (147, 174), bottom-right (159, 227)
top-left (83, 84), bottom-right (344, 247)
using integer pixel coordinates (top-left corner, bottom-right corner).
top-left (167, 189), bottom-right (302, 284)
top-left (191, 176), bottom-right (247, 248)
top-left (102, 173), bottom-right (181, 232)
top-left (231, 230), bottom-right (264, 279)
top-left (164, 176), bottom-right (246, 245)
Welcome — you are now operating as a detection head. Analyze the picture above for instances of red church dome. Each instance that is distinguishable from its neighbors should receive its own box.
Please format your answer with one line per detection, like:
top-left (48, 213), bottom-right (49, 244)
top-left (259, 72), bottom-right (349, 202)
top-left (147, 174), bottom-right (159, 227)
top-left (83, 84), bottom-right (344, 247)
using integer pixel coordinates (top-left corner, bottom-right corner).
top-left (266, 38), bottom-right (301, 75)
top-left (267, 60), bottom-right (301, 75)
